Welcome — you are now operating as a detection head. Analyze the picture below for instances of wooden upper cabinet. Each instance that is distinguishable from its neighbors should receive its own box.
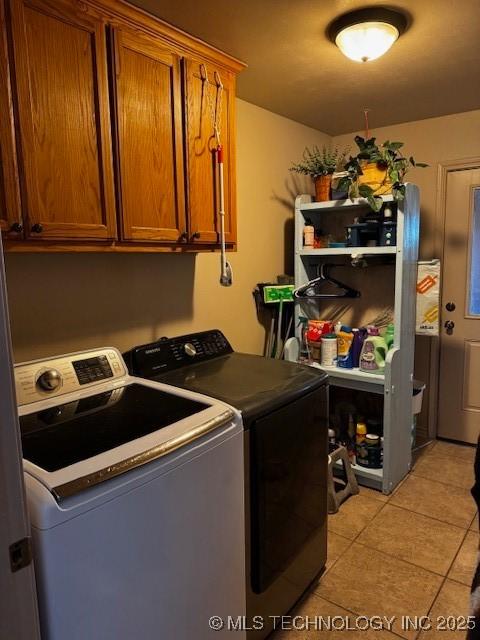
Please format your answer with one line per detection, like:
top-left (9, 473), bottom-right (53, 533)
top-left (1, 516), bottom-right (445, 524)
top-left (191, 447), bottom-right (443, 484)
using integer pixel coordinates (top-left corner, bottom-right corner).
top-left (0, 0), bottom-right (22, 237)
top-left (184, 59), bottom-right (237, 244)
top-left (110, 28), bottom-right (186, 242)
top-left (8, 0), bottom-right (117, 240)
top-left (3, 0), bottom-right (243, 251)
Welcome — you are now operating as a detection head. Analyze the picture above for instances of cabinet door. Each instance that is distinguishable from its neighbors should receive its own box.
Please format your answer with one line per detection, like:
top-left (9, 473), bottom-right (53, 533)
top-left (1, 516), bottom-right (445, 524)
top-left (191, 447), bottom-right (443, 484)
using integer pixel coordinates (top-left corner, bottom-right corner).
top-left (184, 59), bottom-right (237, 244)
top-left (9, 0), bottom-right (116, 240)
top-left (111, 28), bottom-right (186, 242)
top-left (0, 0), bottom-right (22, 237)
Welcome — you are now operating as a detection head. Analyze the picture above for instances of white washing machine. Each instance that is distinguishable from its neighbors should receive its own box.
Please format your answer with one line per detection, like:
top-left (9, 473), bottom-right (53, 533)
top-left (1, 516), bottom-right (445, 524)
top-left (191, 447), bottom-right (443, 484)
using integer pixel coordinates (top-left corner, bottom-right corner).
top-left (15, 348), bottom-right (245, 640)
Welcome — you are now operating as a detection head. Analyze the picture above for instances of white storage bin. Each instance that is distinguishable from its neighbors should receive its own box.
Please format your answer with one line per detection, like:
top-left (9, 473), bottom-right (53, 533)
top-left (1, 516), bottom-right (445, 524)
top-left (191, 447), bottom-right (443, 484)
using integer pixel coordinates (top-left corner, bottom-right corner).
top-left (413, 379), bottom-right (426, 415)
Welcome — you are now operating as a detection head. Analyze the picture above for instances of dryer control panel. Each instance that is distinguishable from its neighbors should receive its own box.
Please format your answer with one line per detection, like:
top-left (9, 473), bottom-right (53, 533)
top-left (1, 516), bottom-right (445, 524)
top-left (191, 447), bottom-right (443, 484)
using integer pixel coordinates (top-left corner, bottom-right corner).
top-left (15, 348), bottom-right (126, 406)
top-left (125, 330), bottom-right (233, 378)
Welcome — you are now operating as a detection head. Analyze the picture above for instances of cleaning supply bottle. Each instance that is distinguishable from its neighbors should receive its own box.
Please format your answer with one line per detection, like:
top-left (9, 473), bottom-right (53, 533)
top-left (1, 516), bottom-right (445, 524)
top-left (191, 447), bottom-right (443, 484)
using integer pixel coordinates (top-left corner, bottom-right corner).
top-left (328, 428), bottom-right (337, 450)
top-left (359, 334), bottom-right (388, 373)
top-left (347, 413), bottom-right (356, 460)
top-left (356, 421), bottom-right (367, 445)
top-left (355, 421), bottom-right (367, 463)
top-left (321, 333), bottom-right (337, 366)
top-left (351, 327), bottom-right (367, 368)
top-left (385, 323), bottom-right (395, 350)
top-left (299, 317), bottom-right (309, 361)
top-left (336, 326), bottom-right (354, 369)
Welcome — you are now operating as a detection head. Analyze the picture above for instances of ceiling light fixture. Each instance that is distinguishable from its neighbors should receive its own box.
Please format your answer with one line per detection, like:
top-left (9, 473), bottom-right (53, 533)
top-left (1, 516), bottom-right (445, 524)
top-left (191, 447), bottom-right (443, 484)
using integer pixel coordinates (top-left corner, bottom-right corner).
top-left (328, 7), bottom-right (408, 63)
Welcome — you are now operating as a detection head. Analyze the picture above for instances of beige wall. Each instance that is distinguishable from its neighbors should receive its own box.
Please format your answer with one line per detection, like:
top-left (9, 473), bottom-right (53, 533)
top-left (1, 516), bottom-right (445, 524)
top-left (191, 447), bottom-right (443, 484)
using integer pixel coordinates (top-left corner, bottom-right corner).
top-left (5, 99), bottom-right (330, 362)
top-left (7, 101), bottom-right (479, 435)
top-left (334, 109), bottom-right (480, 435)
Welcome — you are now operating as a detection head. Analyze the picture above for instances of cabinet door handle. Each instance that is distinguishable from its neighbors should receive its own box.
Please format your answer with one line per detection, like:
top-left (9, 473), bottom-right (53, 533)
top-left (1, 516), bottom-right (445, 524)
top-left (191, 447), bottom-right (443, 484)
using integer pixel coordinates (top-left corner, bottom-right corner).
top-left (191, 231), bottom-right (201, 240)
top-left (9, 222), bottom-right (23, 233)
top-left (31, 223), bottom-right (43, 234)
top-left (179, 231), bottom-right (188, 242)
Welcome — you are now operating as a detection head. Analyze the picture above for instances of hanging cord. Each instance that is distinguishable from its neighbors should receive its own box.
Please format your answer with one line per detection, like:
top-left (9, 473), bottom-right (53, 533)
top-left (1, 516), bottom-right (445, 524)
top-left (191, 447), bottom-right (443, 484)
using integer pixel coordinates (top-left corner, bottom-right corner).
top-left (203, 65), bottom-right (223, 146)
top-left (363, 107), bottom-right (370, 138)
top-left (201, 64), bottom-right (232, 287)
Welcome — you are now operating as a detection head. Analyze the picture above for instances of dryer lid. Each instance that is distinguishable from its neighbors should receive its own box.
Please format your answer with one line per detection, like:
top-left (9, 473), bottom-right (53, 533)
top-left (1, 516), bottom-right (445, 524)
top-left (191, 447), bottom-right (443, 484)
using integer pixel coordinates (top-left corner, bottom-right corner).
top-left (152, 353), bottom-right (328, 423)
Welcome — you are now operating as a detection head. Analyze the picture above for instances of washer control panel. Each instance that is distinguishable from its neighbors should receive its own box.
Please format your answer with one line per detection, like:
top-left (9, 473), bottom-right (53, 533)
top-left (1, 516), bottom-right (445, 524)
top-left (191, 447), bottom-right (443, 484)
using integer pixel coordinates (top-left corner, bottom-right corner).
top-left (72, 355), bottom-right (113, 385)
top-left (15, 348), bottom-right (126, 406)
top-left (125, 330), bottom-right (233, 378)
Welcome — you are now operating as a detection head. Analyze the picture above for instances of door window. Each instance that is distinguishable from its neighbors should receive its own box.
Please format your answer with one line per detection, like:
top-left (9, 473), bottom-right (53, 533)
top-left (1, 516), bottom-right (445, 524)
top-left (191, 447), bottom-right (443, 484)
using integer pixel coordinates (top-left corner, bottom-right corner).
top-left (468, 188), bottom-right (480, 315)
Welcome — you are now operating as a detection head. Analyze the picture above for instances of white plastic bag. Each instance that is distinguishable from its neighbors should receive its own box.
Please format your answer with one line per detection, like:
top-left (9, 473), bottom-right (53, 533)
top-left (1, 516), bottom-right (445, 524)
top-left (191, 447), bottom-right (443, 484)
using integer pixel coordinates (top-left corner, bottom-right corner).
top-left (416, 260), bottom-right (440, 335)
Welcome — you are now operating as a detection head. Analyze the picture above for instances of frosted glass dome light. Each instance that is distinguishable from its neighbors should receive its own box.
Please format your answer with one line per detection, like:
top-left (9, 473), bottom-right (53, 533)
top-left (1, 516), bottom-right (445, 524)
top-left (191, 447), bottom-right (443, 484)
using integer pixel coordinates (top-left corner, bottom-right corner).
top-left (335, 21), bottom-right (399, 62)
top-left (328, 8), bottom-right (408, 63)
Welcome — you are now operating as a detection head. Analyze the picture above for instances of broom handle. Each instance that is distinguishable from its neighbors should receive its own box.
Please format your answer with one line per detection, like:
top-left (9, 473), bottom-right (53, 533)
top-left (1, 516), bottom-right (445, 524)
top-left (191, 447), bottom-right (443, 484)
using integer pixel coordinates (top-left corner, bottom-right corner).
top-left (217, 145), bottom-right (227, 278)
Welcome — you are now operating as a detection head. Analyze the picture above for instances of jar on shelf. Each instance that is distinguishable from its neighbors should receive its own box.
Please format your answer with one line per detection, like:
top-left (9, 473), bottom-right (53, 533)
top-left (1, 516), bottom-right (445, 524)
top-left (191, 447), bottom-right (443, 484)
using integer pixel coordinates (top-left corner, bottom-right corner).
top-left (356, 433), bottom-right (383, 469)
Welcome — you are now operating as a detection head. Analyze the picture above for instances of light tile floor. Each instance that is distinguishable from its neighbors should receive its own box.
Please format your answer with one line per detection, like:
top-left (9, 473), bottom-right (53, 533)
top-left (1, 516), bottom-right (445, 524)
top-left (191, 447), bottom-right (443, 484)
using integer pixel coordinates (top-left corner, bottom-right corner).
top-left (272, 439), bottom-right (478, 639)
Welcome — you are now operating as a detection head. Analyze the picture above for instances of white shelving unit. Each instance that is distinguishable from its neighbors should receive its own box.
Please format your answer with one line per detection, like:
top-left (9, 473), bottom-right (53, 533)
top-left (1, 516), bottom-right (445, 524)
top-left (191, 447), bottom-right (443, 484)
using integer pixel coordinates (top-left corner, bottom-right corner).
top-left (294, 184), bottom-right (420, 493)
top-left (309, 361), bottom-right (385, 387)
top-left (299, 194), bottom-right (396, 211)
top-left (298, 246), bottom-right (397, 257)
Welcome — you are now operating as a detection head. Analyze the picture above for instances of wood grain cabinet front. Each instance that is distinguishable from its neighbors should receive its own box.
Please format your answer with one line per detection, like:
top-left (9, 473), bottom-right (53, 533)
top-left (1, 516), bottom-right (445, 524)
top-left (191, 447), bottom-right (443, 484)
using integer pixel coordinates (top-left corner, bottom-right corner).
top-left (184, 59), bottom-right (237, 245)
top-left (4, 0), bottom-right (244, 252)
top-left (0, 0), bottom-right (22, 238)
top-left (110, 27), bottom-right (186, 243)
top-left (8, 0), bottom-right (117, 241)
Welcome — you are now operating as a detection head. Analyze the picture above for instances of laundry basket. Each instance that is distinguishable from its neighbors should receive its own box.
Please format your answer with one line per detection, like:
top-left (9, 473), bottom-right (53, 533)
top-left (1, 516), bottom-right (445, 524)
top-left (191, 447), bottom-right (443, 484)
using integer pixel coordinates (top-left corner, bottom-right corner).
top-left (412, 379), bottom-right (426, 446)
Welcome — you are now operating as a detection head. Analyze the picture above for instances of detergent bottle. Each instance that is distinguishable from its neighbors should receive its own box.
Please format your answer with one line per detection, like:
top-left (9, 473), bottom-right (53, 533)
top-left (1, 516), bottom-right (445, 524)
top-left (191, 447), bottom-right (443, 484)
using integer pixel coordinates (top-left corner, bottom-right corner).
top-left (385, 323), bottom-right (395, 350)
top-left (351, 327), bottom-right (367, 367)
top-left (336, 326), bottom-right (354, 369)
top-left (359, 335), bottom-right (388, 373)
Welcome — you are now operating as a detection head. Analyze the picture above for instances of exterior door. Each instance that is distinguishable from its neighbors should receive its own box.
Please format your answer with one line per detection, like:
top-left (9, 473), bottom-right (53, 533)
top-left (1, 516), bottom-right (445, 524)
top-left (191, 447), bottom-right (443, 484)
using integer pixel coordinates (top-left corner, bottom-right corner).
top-left (438, 167), bottom-right (480, 444)
top-left (184, 59), bottom-right (237, 244)
top-left (0, 0), bottom-right (22, 237)
top-left (8, 0), bottom-right (117, 241)
top-left (111, 28), bottom-right (186, 242)
top-left (0, 234), bottom-right (41, 640)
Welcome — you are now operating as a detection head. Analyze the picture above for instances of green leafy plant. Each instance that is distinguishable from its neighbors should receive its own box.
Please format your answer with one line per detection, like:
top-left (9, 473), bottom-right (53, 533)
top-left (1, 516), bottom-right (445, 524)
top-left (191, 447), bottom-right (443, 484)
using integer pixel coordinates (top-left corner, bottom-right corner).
top-left (336, 136), bottom-right (428, 212)
top-left (290, 146), bottom-right (349, 179)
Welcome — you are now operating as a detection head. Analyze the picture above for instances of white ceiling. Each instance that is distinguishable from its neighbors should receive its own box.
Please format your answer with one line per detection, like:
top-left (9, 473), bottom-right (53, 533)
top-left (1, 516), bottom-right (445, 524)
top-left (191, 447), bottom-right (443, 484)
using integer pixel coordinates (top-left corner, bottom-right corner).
top-left (130, 0), bottom-right (480, 135)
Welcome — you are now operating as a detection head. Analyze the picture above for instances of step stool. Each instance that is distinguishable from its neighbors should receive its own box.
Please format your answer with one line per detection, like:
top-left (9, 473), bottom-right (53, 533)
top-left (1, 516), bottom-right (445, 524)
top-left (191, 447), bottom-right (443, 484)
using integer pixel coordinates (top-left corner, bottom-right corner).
top-left (328, 445), bottom-right (359, 514)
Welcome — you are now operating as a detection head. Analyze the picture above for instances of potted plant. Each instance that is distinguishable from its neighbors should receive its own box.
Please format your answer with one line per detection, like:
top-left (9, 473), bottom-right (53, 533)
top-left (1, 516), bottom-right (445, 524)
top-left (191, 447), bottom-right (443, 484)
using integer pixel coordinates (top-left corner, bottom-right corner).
top-left (290, 146), bottom-right (348, 201)
top-left (336, 136), bottom-right (428, 212)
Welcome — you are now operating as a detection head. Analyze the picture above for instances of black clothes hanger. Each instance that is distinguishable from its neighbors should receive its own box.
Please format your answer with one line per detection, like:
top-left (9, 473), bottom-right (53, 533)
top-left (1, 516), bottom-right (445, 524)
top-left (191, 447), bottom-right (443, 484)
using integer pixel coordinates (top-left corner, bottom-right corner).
top-left (293, 264), bottom-right (361, 299)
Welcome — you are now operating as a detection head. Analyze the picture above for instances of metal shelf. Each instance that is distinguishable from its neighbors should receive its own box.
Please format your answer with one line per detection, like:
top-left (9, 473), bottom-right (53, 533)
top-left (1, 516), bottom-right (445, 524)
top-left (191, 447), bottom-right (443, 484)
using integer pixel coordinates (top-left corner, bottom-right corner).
top-left (298, 246), bottom-right (397, 257)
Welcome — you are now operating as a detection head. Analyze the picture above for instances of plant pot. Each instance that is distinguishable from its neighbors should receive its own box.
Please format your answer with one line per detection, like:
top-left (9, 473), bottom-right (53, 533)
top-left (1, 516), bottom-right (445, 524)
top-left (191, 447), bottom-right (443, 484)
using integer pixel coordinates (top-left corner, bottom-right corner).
top-left (358, 162), bottom-right (392, 195)
top-left (331, 172), bottom-right (349, 200)
top-left (314, 174), bottom-right (332, 202)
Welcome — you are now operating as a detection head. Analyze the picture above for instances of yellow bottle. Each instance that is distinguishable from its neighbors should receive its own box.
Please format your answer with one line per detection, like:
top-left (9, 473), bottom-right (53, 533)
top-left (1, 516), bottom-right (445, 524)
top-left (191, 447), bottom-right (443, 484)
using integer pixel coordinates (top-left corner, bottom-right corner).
top-left (356, 422), bottom-right (367, 445)
top-left (356, 422), bottom-right (368, 464)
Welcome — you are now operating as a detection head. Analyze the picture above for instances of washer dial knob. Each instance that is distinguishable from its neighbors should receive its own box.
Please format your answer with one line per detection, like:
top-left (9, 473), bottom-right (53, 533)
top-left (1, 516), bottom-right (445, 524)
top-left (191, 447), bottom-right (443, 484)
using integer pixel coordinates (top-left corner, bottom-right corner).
top-left (36, 369), bottom-right (62, 392)
top-left (184, 343), bottom-right (197, 357)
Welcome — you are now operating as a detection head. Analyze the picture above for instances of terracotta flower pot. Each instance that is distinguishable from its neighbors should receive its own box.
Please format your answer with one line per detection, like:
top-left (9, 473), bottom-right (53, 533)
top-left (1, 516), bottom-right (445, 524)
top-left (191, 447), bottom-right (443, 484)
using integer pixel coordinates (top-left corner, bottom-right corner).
top-left (358, 161), bottom-right (392, 195)
top-left (314, 174), bottom-right (332, 202)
